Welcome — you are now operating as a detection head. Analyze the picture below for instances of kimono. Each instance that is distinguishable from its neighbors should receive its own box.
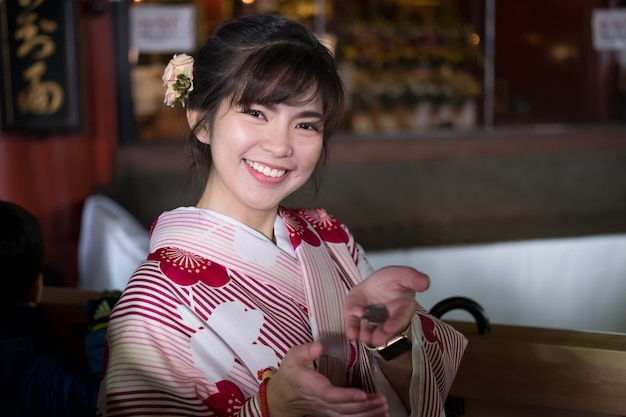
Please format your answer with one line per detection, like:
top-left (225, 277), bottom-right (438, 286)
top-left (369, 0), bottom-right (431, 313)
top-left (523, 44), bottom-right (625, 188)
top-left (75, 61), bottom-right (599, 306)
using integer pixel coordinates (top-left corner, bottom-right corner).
top-left (97, 206), bottom-right (466, 416)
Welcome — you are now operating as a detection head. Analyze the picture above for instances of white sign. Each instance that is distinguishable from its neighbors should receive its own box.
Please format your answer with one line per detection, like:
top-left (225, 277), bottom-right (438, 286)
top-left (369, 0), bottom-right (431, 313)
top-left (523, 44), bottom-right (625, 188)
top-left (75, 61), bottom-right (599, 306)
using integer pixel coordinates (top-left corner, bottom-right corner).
top-left (592, 8), bottom-right (626, 51)
top-left (130, 4), bottom-right (196, 53)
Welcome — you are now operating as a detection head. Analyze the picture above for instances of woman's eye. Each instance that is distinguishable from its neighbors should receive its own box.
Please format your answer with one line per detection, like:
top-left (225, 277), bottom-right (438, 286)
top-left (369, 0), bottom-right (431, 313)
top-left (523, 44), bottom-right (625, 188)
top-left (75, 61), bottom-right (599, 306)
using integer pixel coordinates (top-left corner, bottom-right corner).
top-left (297, 122), bottom-right (321, 132)
top-left (244, 109), bottom-right (265, 119)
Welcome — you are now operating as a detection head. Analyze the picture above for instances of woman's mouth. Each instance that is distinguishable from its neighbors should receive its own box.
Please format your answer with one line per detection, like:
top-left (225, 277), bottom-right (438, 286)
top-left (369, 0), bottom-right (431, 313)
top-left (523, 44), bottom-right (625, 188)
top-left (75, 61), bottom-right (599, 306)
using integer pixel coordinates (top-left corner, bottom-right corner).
top-left (245, 160), bottom-right (287, 178)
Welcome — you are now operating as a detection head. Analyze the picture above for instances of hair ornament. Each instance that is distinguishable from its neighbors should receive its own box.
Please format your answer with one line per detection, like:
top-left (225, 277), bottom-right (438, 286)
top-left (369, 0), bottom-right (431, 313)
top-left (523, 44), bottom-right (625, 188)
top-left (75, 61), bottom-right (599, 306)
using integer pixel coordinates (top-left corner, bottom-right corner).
top-left (162, 53), bottom-right (194, 107)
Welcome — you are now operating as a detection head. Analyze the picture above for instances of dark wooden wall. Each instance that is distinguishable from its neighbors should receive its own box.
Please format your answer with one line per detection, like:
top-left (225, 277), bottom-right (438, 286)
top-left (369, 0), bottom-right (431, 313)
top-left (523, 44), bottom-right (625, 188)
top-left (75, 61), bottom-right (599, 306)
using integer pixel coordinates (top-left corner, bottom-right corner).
top-left (0, 2), bottom-right (118, 286)
top-left (493, 0), bottom-right (620, 124)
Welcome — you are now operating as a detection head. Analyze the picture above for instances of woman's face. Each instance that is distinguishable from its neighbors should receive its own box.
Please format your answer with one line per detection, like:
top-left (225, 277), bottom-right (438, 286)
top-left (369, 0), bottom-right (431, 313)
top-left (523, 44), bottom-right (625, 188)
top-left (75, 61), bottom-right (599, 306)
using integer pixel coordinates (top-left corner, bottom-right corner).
top-left (196, 95), bottom-right (324, 228)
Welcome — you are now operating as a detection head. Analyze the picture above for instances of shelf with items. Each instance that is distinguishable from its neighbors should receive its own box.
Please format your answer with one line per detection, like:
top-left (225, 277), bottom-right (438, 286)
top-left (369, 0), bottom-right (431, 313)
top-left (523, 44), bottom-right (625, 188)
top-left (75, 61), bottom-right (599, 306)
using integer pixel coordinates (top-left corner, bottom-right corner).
top-left (336, 7), bottom-right (484, 133)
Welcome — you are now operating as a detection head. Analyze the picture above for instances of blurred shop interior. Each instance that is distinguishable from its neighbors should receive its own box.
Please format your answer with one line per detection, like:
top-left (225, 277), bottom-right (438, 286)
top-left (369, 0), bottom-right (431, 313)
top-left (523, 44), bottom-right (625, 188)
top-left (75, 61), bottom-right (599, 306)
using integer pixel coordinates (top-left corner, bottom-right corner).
top-left (1, 0), bottom-right (625, 289)
top-left (122, 0), bottom-right (625, 143)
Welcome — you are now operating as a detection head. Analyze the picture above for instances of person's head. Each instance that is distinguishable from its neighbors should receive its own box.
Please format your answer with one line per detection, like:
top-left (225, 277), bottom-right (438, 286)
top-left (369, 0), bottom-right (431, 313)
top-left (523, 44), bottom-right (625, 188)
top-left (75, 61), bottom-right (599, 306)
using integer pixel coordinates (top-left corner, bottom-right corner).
top-left (0, 201), bottom-right (45, 311)
top-left (182, 14), bottom-right (345, 197)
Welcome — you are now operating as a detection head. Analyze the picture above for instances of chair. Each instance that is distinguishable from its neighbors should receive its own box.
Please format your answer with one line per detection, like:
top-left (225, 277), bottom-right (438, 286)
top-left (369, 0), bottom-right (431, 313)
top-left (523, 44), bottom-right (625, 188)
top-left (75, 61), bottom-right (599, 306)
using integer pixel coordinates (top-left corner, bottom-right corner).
top-left (78, 194), bottom-right (150, 291)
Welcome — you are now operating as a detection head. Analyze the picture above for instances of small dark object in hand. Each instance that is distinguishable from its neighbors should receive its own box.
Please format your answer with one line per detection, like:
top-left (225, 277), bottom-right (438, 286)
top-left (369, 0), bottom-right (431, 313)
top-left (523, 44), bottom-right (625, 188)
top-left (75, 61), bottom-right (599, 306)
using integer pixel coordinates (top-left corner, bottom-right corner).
top-left (362, 304), bottom-right (389, 327)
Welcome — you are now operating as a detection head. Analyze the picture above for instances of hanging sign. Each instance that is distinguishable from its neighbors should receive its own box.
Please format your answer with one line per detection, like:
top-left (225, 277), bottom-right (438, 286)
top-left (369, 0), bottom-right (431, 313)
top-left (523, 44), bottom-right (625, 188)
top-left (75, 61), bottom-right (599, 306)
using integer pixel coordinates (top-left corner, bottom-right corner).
top-left (0, 0), bottom-right (82, 132)
top-left (592, 9), bottom-right (626, 51)
top-left (130, 4), bottom-right (196, 53)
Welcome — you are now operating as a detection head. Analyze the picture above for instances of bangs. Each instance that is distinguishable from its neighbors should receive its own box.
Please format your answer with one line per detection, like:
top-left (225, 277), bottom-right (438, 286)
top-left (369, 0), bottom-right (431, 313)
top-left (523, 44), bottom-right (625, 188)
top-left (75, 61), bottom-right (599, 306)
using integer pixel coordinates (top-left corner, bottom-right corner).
top-left (229, 42), bottom-right (343, 127)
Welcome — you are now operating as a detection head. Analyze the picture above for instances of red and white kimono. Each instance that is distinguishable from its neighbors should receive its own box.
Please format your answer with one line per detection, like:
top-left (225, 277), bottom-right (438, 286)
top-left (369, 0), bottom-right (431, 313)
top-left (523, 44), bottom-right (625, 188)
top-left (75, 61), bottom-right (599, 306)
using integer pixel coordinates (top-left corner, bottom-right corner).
top-left (97, 206), bottom-right (466, 417)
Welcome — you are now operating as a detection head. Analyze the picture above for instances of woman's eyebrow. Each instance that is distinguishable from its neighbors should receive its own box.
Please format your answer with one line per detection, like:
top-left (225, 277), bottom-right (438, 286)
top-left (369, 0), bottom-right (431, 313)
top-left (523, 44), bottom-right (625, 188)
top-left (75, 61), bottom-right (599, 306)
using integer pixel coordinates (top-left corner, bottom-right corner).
top-left (252, 103), bottom-right (323, 119)
top-left (297, 110), bottom-right (324, 119)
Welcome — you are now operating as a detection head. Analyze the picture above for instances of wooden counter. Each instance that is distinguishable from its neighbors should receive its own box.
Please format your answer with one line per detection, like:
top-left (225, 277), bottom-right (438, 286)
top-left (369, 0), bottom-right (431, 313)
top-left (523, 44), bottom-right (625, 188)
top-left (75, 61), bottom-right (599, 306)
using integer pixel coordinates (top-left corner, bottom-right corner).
top-left (448, 320), bottom-right (626, 416)
top-left (38, 288), bottom-right (626, 415)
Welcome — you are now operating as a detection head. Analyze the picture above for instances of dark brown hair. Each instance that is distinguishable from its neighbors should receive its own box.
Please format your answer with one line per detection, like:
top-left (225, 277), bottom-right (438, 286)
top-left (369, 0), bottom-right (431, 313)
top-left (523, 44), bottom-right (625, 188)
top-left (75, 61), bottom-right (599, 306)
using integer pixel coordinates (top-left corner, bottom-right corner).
top-left (0, 201), bottom-right (44, 310)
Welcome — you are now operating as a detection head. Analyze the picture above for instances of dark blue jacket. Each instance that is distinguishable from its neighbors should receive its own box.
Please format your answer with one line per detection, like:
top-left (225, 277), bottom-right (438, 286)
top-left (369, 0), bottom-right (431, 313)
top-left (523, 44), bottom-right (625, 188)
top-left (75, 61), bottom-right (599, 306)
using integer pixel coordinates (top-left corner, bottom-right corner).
top-left (0, 306), bottom-right (99, 416)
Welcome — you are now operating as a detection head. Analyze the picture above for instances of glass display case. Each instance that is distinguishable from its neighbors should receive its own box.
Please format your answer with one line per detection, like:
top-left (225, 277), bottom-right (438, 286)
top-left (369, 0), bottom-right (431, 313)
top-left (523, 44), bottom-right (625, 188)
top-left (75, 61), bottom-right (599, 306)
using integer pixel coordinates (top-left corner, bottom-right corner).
top-left (335, 2), bottom-right (483, 132)
top-left (116, 0), bottom-right (625, 143)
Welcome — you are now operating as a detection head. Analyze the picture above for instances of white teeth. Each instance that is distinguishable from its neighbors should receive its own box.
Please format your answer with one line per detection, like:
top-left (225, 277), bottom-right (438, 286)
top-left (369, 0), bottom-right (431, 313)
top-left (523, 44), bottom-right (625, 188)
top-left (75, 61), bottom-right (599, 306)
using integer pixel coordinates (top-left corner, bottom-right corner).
top-left (246, 160), bottom-right (286, 178)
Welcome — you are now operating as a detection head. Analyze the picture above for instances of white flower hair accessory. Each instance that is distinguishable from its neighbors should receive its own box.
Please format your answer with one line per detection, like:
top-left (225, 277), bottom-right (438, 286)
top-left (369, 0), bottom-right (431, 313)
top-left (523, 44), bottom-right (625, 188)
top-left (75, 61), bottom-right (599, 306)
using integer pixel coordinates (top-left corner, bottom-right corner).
top-left (162, 53), bottom-right (194, 107)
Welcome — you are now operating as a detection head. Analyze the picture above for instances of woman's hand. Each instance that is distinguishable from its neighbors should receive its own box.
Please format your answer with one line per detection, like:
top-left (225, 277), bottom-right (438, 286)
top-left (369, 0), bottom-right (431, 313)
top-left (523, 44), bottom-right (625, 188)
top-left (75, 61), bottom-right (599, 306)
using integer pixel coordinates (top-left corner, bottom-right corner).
top-left (267, 342), bottom-right (389, 417)
top-left (344, 265), bottom-right (430, 347)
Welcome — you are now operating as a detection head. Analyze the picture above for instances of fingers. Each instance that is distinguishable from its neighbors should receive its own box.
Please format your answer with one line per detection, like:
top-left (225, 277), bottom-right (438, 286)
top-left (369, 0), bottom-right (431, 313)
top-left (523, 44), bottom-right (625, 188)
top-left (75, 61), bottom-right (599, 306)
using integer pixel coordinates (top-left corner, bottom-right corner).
top-left (380, 265), bottom-right (430, 293)
top-left (269, 343), bottom-right (389, 417)
top-left (344, 265), bottom-right (427, 346)
top-left (317, 392), bottom-right (388, 417)
top-left (344, 298), bottom-right (409, 343)
top-left (407, 267), bottom-right (430, 292)
top-left (281, 341), bottom-right (323, 367)
top-left (307, 341), bottom-right (324, 363)
top-left (345, 314), bottom-right (363, 341)
top-left (321, 385), bottom-right (369, 403)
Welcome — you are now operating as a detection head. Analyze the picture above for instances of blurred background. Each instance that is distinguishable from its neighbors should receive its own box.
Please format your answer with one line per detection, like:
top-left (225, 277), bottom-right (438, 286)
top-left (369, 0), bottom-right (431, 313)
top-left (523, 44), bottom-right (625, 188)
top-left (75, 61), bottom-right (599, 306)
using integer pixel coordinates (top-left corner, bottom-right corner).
top-left (118, 0), bottom-right (626, 142)
top-left (1, 0), bottom-right (625, 321)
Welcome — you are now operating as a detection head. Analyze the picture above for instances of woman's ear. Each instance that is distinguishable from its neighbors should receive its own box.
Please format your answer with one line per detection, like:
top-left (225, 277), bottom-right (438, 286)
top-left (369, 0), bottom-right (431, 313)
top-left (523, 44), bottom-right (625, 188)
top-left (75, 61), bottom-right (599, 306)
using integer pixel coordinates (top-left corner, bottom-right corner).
top-left (186, 109), bottom-right (210, 144)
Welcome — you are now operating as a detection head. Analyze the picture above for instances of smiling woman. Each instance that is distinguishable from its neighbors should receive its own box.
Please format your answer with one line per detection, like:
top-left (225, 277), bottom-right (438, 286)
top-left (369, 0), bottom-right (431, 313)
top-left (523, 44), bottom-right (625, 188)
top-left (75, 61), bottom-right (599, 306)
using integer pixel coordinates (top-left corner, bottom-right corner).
top-left (96, 14), bottom-right (467, 417)
top-left (190, 98), bottom-right (325, 232)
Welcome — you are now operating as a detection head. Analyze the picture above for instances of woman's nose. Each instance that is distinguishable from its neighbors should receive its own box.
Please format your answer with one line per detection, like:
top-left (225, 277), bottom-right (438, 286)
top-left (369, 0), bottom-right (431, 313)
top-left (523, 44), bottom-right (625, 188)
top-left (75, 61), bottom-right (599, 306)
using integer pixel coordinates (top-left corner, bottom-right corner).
top-left (261, 125), bottom-right (293, 157)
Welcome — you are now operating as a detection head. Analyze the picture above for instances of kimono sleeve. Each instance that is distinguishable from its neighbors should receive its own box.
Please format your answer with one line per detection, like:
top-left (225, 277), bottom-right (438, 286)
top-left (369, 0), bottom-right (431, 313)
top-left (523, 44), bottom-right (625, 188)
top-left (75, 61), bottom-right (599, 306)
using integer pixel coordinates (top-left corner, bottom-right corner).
top-left (336, 218), bottom-right (468, 415)
top-left (408, 307), bottom-right (467, 417)
top-left (96, 261), bottom-right (267, 417)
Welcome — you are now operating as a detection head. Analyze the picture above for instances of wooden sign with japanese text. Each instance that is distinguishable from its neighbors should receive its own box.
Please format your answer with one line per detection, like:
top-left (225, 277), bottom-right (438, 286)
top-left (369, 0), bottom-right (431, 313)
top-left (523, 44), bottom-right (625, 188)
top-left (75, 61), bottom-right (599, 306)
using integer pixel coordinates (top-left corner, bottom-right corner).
top-left (0, 0), bottom-right (82, 132)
